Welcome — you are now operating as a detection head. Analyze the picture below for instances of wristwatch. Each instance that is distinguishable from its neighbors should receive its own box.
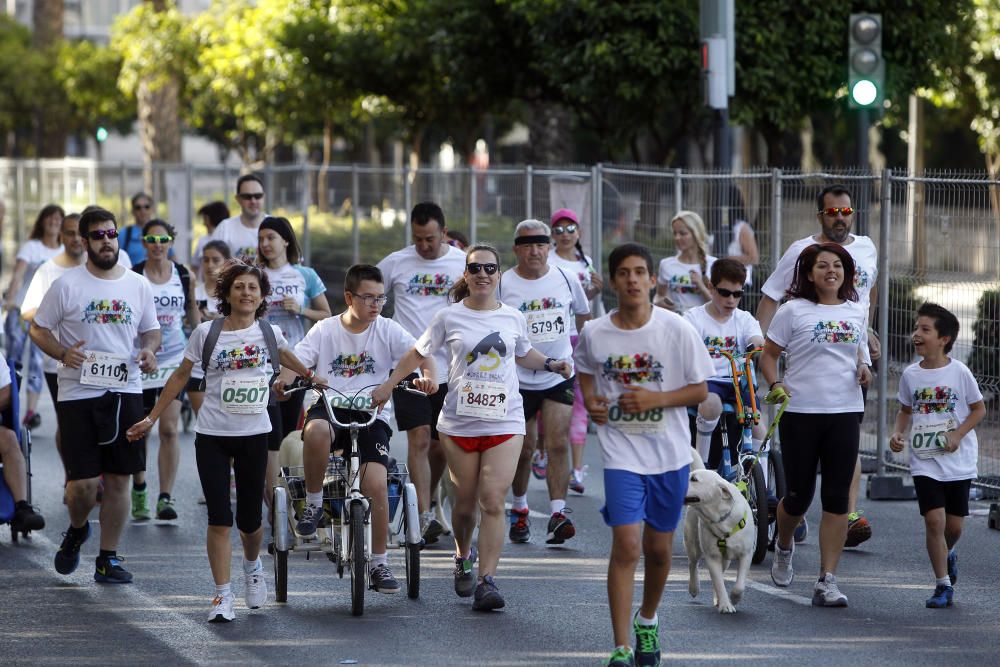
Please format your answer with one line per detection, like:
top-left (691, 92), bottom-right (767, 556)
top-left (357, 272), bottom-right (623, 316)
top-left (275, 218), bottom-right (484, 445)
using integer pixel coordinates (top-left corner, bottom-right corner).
top-left (544, 357), bottom-right (556, 372)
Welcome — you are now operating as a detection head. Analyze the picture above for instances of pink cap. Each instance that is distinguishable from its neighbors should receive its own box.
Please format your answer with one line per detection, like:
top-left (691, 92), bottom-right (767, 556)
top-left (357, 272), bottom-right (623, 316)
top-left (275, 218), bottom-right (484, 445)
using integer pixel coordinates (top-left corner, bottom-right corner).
top-left (550, 208), bottom-right (578, 225)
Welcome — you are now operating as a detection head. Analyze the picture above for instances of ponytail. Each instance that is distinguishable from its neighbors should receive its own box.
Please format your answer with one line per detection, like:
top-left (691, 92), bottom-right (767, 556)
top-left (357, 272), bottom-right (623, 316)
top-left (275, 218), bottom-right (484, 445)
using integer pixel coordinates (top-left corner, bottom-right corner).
top-left (574, 239), bottom-right (591, 268)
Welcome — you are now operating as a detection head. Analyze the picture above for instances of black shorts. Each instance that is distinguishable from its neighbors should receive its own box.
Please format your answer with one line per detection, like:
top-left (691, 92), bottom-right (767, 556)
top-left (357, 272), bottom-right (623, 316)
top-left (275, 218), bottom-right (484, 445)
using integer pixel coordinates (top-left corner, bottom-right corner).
top-left (521, 377), bottom-right (576, 422)
top-left (304, 402), bottom-right (391, 468)
top-left (56, 392), bottom-right (146, 481)
top-left (779, 411), bottom-right (861, 516)
top-left (393, 373), bottom-right (448, 440)
top-left (44, 372), bottom-right (58, 403)
top-left (185, 376), bottom-right (204, 393)
top-left (913, 476), bottom-right (971, 517)
top-left (142, 386), bottom-right (183, 415)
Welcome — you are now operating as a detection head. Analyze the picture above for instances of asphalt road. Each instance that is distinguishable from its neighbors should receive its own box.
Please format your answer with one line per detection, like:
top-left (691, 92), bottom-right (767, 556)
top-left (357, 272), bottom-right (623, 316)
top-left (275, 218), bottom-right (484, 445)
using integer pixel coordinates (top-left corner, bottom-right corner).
top-left (1, 396), bottom-right (998, 666)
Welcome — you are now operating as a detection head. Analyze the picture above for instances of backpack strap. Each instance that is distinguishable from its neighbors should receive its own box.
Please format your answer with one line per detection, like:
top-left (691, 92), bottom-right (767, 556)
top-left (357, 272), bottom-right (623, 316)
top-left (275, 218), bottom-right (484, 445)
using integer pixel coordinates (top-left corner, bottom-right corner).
top-left (175, 262), bottom-right (191, 313)
top-left (257, 319), bottom-right (281, 406)
top-left (132, 259), bottom-right (145, 275)
top-left (197, 317), bottom-right (226, 392)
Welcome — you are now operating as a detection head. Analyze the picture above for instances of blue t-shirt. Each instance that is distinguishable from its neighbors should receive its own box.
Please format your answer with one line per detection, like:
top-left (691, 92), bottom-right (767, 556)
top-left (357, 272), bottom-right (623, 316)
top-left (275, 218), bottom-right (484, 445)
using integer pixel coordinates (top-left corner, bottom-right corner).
top-left (263, 263), bottom-right (326, 346)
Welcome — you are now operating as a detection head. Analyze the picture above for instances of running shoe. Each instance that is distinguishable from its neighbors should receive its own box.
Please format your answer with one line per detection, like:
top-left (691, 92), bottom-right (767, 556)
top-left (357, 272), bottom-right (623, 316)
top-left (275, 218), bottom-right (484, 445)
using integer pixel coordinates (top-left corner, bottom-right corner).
top-left (208, 593), bottom-right (236, 623)
top-left (771, 544), bottom-right (794, 587)
top-left (94, 554), bottom-right (133, 584)
top-left (606, 647), bottom-right (636, 667)
top-left (925, 584), bottom-right (954, 608)
top-left (370, 563), bottom-right (401, 594)
top-left (295, 503), bottom-right (324, 537)
top-left (508, 507), bottom-right (530, 543)
top-left (546, 510), bottom-right (576, 545)
top-left (569, 465), bottom-right (589, 494)
top-left (633, 612), bottom-right (660, 667)
top-left (11, 502), bottom-right (45, 532)
top-left (23, 410), bottom-right (41, 430)
top-left (812, 573), bottom-right (848, 607)
top-left (530, 450), bottom-right (547, 480)
top-left (845, 511), bottom-right (871, 547)
top-left (947, 549), bottom-right (958, 585)
top-left (131, 487), bottom-right (151, 521)
top-left (421, 511), bottom-right (443, 545)
top-left (244, 559), bottom-right (267, 608)
top-left (54, 522), bottom-right (91, 575)
top-left (454, 554), bottom-right (475, 597)
top-left (472, 575), bottom-right (505, 611)
top-left (794, 517), bottom-right (808, 544)
top-left (156, 496), bottom-right (178, 521)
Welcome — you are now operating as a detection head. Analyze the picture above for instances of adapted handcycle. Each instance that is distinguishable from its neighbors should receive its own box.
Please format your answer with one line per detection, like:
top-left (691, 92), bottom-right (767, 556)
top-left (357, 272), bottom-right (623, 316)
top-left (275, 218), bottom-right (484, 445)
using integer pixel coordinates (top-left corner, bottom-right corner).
top-left (272, 380), bottom-right (424, 616)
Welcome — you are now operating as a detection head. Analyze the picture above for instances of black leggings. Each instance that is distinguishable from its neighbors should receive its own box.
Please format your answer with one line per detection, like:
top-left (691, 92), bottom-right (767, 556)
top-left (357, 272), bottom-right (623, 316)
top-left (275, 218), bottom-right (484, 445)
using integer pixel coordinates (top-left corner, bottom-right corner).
top-left (779, 412), bottom-right (861, 516)
top-left (195, 432), bottom-right (268, 533)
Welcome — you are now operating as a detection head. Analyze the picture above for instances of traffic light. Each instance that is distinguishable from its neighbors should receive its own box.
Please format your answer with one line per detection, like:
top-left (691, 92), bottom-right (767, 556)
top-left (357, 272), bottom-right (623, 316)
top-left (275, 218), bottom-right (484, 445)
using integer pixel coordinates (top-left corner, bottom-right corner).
top-left (95, 126), bottom-right (109, 142)
top-left (848, 13), bottom-right (884, 109)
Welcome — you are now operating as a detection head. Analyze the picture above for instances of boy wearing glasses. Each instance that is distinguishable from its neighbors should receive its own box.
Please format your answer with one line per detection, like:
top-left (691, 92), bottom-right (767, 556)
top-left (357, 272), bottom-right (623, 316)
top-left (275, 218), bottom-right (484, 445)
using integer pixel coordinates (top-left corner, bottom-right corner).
top-left (683, 259), bottom-right (764, 466)
top-left (277, 264), bottom-right (436, 594)
top-left (210, 175), bottom-right (267, 261)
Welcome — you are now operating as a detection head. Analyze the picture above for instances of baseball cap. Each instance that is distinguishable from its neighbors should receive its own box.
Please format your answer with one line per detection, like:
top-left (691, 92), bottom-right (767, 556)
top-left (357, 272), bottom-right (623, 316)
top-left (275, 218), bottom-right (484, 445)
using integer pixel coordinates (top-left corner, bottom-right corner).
top-left (550, 208), bottom-right (579, 225)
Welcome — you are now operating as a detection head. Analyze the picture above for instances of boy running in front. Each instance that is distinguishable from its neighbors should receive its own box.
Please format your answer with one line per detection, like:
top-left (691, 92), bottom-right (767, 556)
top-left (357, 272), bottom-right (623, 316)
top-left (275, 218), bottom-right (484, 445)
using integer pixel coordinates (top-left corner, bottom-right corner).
top-left (890, 303), bottom-right (984, 609)
top-left (575, 243), bottom-right (713, 667)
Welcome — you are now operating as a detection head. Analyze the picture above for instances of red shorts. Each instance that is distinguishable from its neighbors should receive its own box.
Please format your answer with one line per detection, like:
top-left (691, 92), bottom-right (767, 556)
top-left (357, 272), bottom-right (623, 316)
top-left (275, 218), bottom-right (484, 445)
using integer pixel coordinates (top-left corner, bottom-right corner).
top-left (448, 434), bottom-right (516, 453)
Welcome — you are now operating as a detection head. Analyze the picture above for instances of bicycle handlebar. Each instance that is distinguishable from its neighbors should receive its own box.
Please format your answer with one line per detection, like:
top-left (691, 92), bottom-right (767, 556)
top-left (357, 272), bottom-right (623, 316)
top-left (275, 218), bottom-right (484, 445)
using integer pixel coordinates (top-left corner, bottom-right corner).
top-left (283, 377), bottom-right (428, 429)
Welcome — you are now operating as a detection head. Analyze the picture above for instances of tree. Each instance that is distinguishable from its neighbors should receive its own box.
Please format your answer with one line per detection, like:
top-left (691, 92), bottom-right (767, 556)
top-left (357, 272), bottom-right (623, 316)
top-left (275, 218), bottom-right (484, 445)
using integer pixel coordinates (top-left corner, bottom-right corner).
top-left (32, 0), bottom-right (67, 156)
top-left (54, 41), bottom-right (135, 146)
top-left (0, 16), bottom-right (41, 155)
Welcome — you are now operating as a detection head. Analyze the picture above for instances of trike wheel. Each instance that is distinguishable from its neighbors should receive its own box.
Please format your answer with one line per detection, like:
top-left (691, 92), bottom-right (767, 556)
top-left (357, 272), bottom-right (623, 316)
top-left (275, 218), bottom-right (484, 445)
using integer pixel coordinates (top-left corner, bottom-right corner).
top-left (405, 542), bottom-right (420, 599)
top-left (747, 461), bottom-right (769, 564)
top-left (274, 548), bottom-right (288, 603)
top-left (349, 501), bottom-right (366, 616)
top-left (766, 449), bottom-right (786, 548)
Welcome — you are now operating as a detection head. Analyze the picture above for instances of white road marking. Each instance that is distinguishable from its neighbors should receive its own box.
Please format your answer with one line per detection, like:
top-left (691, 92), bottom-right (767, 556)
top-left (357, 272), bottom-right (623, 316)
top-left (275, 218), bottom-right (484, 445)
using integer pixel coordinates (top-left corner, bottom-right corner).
top-left (745, 579), bottom-right (813, 606)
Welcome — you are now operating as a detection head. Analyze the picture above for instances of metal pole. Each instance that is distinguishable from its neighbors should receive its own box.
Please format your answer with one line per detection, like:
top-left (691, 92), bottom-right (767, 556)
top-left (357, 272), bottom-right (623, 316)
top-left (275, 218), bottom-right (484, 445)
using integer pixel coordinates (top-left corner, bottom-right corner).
top-left (713, 109), bottom-right (731, 172)
top-left (876, 168), bottom-right (891, 477)
top-left (525, 165), bottom-right (533, 221)
top-left (593, 163), bottom-right (604, 275)
top-left (15, 162), bottom-right (25, 245)
top-left (62, 159), bottom-right (71, 210)
top-left (403, 164), bottom-right (412, 244)
top-left (771, 168), bottom-right (783, 267)
top-left (182, 163), bottom-right (193, 265)
top-left (673, 168), bottom-right (683, 214)
top-left (469, 167), bottom-right (478, 246)
top-left (301, 162), bottom-right (311, 266)
top-left (351, 165), bottom-right (360, 264)
top-left (119, 161), bottom-right (127, 220)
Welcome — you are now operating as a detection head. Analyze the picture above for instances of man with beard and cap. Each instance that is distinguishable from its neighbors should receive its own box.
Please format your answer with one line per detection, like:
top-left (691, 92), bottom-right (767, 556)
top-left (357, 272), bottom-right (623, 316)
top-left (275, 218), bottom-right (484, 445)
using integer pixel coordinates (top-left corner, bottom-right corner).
top-left (755, 183), bottom-right (880, 549)
top-left (30, 206), bottom-right (160, 585)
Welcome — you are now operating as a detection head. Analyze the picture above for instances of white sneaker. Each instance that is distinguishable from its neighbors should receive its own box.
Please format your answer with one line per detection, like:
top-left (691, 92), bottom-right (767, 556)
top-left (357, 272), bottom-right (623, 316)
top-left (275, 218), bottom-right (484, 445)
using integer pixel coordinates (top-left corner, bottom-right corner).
top-left (244, 559), bottom-right (267, 609)
top-left (208, 593), bottom-right (236, 622)
top-left (812, 572), bottom-right (848, 607)
top-left (771, 544), bottom-right (794, 587)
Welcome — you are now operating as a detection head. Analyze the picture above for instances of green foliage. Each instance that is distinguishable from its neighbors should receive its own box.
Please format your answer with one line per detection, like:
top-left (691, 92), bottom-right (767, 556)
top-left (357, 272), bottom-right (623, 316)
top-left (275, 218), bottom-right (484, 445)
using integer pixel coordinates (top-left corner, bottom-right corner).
top-left (966, 0), bottom-right (1000, 157)
top-left (968, 289), bottom-right (1000, 392)
top-left (884, 277), bottom-right (924, 363)
top-left (111, 0), bottom-right (195, 98)
top-left (0, 16), bottom-right (40, 144)
top-left (54, 40), bottom-right (135, 136)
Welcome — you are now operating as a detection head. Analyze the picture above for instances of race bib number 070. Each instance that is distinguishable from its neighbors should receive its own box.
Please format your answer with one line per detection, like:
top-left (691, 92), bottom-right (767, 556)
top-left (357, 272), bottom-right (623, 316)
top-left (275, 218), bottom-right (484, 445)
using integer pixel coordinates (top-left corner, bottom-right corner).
top-left (80, 351), bottom-right (129, 388)
top-left (456, 379), bottom-right (508, 420)
top-left (911, 418), bottom-right (955, 460)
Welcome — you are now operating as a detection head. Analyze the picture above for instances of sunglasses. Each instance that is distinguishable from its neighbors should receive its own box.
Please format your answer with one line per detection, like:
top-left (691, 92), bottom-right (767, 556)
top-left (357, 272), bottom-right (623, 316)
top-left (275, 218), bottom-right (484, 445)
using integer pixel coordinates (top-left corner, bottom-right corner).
top-left (351, 292), bottom-right (389, 307)
top-left (133, 204), bottom-right (152, 210)
top-left (466, 262), bottom-right (499, 275)
top-left (143, 234), bottom-right (173, 244)
top-left (238, 192), bottom-right (265, 201)
top-left (85, 229), bottom-right (119, 241)
top-left (716, 287), bottom-right (744, 299)
top-left (552, 224), bottom-right (578, 235)
top-left (819, 207), bottom-right (854, 217)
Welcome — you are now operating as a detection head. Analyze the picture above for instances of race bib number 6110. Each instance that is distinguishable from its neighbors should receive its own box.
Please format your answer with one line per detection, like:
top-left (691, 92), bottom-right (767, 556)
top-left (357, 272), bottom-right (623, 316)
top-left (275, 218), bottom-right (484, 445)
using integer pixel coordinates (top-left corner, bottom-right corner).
top-left (80, 351), bottom-right (129, 388)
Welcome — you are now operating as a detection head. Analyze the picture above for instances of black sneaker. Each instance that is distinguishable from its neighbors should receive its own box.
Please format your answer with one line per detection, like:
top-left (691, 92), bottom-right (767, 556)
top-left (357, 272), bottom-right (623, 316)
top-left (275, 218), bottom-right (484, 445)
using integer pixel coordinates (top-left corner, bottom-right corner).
top-left (11, 502), bottom-right (45, 532)
top-left (94, 554), bottom-right (134, 584)
top-left (296, 503), bottom-right (324, 537)
top-left (472, 575), bottom-right (505, 611)
top-left (454, 554), bottom-right (476, 598)
top-left (54, 523), bottom-right (91, 575)
top-left (370, 563), bottom-right (400, 594)
top-left (546, 510), bottom-right (576, 545)
top-left (508, 508), bottom-right (530, 543)
top-left (422, 517), bottom-right (444, 545)
top-left (156, 497), bottom-right (178, 520)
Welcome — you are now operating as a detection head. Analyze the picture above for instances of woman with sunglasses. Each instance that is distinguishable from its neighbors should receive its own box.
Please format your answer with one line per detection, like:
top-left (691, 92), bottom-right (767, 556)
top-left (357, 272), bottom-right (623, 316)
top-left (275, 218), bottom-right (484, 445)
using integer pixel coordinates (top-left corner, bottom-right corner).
top-left (547, 208), bottom-right (604, 494)
top-left (374, 244), bottom-right (572, 612)
top-left (130, 220), bottom-right (201, 521)
top-left (189, 240), bottom-right (232, 417)
top-left (654, 210), bottom-right (716, 314)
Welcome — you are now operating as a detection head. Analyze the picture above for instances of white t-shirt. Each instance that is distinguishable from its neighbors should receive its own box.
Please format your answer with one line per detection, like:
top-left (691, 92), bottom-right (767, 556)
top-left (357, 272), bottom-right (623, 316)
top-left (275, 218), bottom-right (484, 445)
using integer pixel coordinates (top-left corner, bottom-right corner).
top-left (574, 308), bottom-right (714, 475)
top-left (377, 245), bottom-right (467, 384)
top-left (33, 265), bottom-right (160, 401)
top-left (183, 319), bottom-right (288, 436)
top-left (0, 351), bottom-right (10, 389)
top-left (725, 220), bottom-right (754, 285)
top-left (293, 315), bottom-right (415, 427)
top-left (897, 359), bottom-right (982, 481)
top-left (656, 254), bottom-right (717, 314)
top-left (498, 265), bottom-right (589, 390)
top-left (210, 216), bottom-right (263, 262)
top-left (415, 301), bottom-right (532, 437)
top-left (263, 263), bottom-right (326, 347)
top-left (760, 234), bottom-right (878, 316)
top-left (548, 249), bottom-right (600, 334)
top-left (141, 264), bottom-right (188, 389)
top-left (683, 304), bottom-right (763, 379)
top-left (766, 299), bottom-right (870, 414)
top-left (14, 239), bottom-right (62, 302)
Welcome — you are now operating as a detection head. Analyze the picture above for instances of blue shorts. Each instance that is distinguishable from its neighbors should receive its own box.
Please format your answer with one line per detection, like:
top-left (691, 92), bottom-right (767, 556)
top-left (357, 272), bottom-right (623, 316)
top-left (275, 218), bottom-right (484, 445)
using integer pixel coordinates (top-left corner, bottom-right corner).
top-left (707, 378), bottom-right (753, 412)
top-left (600, 466), bottom-right (689, 533)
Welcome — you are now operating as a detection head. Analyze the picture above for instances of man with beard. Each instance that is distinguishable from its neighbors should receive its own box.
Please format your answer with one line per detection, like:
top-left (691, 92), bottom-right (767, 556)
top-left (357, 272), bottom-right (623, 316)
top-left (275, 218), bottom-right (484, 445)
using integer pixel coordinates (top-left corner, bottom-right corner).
top-left (30, 206), bottom-right (160, 584)
top-left (756, 184), bottom-right (880, 549)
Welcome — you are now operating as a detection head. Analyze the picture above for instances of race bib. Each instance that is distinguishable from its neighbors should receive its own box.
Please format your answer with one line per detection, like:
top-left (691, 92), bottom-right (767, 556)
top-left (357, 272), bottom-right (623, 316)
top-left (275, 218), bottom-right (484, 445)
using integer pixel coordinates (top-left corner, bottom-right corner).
top-left (911, 417), bottom-right (956, 460)
top-left (328, 390), bottom-right (375, 412)
top-left (524, 309), bottom-right (565, 343)
top-left (607, 403), bottom-right (666, 435)
top-left (80, 351), bottom-right (129, 388)
top-left (221, 375), bottom-right (269, 414)
top-left (141, 364), bottom-right (178, 389)
top-left (456, 379), bottom-right (508, 420)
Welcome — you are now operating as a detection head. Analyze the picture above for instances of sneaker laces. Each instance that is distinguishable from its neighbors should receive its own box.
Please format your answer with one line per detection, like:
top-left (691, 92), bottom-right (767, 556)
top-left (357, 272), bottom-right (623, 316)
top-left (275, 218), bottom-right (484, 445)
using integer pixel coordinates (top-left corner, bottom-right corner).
top-left (510, 509), bottom-right (529, 529)
top-left (609, 647), bottom-right (633, 662)
top-left (300, 503), bottom-right (321, 522)
top-left (847, 510), bottom-right (864, 522)
top-left (634, 621), bottom-right (658, 653)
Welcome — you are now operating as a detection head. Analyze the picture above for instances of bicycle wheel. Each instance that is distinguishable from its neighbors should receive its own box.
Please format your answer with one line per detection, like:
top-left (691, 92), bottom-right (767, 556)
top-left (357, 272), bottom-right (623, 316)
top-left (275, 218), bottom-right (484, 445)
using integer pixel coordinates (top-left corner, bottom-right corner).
top-left (272, 486), bottom-right (290, 602)
top-left (349, 501), bottom-right (366, 616)
top-left (402, 484), bottom-right (420, 599)
top-left (766, 450), bottom-right (787, 548)
top-left (747, 462), bottom-right (769, 564)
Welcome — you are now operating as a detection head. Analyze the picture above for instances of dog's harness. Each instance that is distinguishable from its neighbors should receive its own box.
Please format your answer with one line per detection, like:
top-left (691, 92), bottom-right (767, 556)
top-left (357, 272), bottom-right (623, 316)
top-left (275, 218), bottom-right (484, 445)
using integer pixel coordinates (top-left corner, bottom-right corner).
top-left (704, 495), bottom-right (749, 558)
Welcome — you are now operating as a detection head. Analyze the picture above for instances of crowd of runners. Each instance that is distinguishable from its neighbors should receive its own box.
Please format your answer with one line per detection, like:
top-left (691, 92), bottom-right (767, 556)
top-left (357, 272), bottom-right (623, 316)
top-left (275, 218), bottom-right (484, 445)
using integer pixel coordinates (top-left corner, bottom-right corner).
top-left (0, 178), bottom-right (982, 667)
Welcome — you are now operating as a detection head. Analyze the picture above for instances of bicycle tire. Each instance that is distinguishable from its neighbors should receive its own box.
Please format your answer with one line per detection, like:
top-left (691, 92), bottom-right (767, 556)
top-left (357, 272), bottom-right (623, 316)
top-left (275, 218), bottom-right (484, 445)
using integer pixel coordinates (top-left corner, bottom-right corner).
top-left (402, 484), bottom-right (420, 599)
top-left (274, 548), bottom-right (288, 603)
top-left (747, 462), bottom-right (769, 564)
top-left (349, 501), bottom-right (366, 616)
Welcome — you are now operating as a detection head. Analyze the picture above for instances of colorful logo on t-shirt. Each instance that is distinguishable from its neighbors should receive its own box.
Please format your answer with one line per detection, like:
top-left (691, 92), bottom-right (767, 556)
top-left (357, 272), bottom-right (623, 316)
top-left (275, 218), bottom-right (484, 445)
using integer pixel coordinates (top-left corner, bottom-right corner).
top-left (465, 332), bottom-right (506, 372)
top-left (854, 268), bottom-right (870, 290)
top-left (912, 385), bottom-right (958, 415)
top-left (520, 297), bottom-right (560, 311)
top-left (213, 344), bottom-right (266, 371)
top-left (405, 273), bottom-right (454, 297)
top-left (704, 335), bottom-right (737, 357)
top-left (810, 320), bottom-right (861, 344)
top-left (601, 353), bottom-right (664, 384)
top-left (669, 274), bottom-right (698, 294)
top-left (82, 299), bottom-right (133, 325)
top-left (235, 246), bottom-right (257, 260)
top-left (328, 352), bottom-right (376, 378)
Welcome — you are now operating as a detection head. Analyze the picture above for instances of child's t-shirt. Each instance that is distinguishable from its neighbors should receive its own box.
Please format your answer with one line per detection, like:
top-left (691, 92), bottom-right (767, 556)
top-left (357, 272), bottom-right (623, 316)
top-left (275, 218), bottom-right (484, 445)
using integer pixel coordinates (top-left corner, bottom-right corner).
top-left (683, 304), bottom-right (762, 380)
top-left (574, 308), bottom-right (714, 475)
top-left (897, 358), bottom-right (982, 481)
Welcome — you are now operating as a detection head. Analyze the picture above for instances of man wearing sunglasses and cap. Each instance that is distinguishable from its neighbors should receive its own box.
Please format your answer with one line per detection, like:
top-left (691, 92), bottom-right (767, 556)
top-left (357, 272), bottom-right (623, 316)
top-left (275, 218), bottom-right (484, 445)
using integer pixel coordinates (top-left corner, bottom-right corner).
top-left (210, 174), bottom-right (268, 262)
top-left (499, 220), bottom-right (591, 545)
top-left (756, 183), bottom-right (879, 548)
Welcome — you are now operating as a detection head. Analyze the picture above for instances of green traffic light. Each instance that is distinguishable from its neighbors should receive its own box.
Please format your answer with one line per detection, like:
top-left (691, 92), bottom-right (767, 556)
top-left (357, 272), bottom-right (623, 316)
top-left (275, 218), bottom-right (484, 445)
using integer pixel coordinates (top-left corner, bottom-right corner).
top-left (851, 80), bottom-right (878, 107)
top-left (96, 127), bottom-right (109, 142)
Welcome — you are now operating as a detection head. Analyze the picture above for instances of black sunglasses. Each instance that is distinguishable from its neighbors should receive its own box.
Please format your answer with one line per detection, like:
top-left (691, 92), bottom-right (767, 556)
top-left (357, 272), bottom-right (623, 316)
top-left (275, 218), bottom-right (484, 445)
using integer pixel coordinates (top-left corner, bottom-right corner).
top-left (238, 193), bottom-right (264, 201)
top-left (85, 229), bottom-right (119, 240)
top-left (466, 262), bottom-right (499, 275)
top-left (716, 287), bottom-right (744, 299)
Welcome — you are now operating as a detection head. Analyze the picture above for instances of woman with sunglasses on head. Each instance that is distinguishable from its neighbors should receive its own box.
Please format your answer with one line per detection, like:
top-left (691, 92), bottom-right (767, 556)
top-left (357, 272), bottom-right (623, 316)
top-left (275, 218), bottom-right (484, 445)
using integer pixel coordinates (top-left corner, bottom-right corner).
top-left (130, 220), bottom-right (201, 521)
top-left (654, 210), bottom-right (716, 315)
top-left (547, 208), bottom-right (604, 494)
top-left (374, 244), bottom-right (572, 611)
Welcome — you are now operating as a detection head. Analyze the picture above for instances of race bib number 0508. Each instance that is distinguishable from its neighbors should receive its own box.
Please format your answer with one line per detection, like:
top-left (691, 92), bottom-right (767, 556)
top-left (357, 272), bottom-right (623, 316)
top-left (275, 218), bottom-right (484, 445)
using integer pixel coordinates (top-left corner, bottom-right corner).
top-left (456, 379), bottom-right (508, 420)
top-left (80, 351), bottom-right (129, 388)
top-left (221, 375), bottom-right (269, 414)
top-left (608, 404), bottom-right (666, 435)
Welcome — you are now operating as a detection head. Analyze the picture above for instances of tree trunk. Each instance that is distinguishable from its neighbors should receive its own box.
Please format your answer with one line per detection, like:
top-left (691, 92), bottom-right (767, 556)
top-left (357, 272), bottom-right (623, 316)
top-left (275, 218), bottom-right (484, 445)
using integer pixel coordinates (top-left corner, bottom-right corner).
top-left (137, 77), bottom-right (182, 192)
top-left (33, 0), bottom-right (66, 157)
top-left (987, 151), bottom-right (1000, 281)
top-left (32, 0), bottom-right (63, 48)
top-left (317, 120), bottom-right (332, 212)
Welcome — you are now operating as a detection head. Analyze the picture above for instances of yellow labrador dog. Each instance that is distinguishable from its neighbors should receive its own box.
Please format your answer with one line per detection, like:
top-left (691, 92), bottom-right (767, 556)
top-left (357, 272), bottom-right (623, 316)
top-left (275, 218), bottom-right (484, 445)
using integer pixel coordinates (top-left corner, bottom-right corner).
top-left (683, 457), bottom-right (755, 614)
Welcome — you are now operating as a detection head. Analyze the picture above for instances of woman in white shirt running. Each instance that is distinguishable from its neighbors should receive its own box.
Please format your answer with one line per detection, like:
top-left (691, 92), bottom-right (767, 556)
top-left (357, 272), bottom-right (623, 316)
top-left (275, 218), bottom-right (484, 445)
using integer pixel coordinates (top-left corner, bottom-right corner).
top-left (654, 210), bottom-right (716, 314)
top-left (375, 244), bottom-right (571, 612)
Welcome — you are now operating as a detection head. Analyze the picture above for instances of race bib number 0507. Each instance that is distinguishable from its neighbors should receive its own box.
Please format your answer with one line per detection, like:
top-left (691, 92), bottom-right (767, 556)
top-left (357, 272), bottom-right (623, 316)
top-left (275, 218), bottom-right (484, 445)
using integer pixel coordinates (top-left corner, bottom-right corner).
top-left (80, 351), bottom-right (129, 388)
top-left (221, 375), bottom-right (269, 414)
top-left (456, 379), bottom-right (508, 420)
